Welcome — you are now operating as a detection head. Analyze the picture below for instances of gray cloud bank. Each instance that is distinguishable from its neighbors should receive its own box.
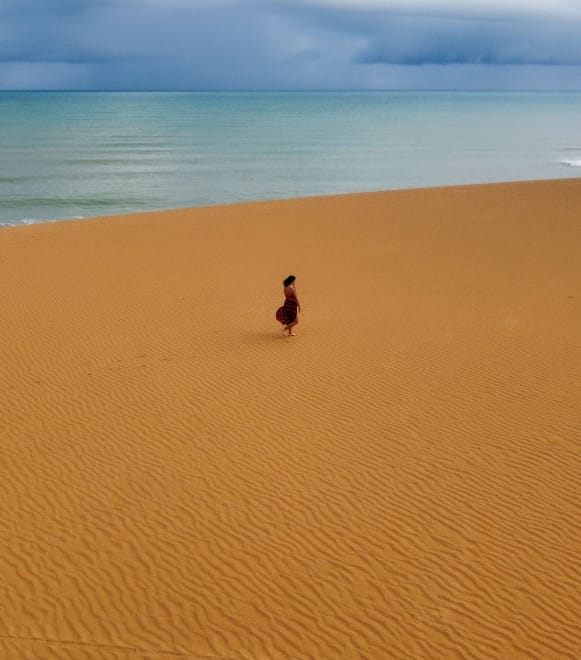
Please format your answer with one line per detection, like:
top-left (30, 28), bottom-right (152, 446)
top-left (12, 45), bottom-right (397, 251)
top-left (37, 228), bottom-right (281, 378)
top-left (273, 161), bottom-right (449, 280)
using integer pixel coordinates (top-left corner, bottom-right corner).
top-left (354, 16), bottom-right (581, 66)
top-left (1, 0), bottom-right (581, 89)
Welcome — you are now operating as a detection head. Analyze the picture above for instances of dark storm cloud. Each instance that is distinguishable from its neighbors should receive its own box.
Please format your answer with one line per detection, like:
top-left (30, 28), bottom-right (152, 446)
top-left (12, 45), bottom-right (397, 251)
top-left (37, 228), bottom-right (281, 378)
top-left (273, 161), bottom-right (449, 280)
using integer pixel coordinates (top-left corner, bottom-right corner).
top-left (352, 16), bottom-right (581, 66)
top-left (276, 3), bottom-right (581, 66)
top-left (275, 2), bottom-right (581, 84)
top-left (0, 2), bottom-right (280, 87)
top-left (1, 0), bottom-right (581, 89)
top-left (0, 0), bottom-right (130, 72)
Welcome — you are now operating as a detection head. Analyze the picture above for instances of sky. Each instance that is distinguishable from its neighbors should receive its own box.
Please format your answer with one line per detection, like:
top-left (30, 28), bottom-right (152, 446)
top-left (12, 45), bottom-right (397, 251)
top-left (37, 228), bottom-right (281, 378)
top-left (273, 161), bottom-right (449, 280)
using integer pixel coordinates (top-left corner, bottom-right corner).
top-left (1, 0), bottom-right (581, 90)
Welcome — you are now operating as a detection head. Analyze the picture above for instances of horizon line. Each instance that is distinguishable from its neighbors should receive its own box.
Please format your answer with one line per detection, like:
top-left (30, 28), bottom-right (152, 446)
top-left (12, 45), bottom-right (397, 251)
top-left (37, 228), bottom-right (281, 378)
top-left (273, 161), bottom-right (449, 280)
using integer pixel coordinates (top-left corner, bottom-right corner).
top-left (2, 88), bottom-right (581, 93)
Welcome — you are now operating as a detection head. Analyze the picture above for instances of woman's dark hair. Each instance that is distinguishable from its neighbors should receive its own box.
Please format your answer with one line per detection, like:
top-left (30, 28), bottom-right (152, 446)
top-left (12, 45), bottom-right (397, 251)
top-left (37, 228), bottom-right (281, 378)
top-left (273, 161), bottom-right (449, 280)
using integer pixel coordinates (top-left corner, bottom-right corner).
top-left (283, 275), bottom-right (296, 287)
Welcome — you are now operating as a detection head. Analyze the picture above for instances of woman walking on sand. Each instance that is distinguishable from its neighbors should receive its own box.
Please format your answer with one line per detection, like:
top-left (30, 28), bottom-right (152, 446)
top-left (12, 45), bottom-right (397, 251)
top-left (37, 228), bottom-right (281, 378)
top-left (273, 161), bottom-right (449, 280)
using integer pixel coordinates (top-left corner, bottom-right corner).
top-left (276, 275), bottom-right (301, 336)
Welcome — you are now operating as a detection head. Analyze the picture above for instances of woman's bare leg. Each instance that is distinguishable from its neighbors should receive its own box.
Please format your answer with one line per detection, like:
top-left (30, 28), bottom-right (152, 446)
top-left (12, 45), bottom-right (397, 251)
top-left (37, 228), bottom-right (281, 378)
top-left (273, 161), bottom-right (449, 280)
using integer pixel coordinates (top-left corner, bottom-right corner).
top-left (285, 319), bottom-right (298, 336)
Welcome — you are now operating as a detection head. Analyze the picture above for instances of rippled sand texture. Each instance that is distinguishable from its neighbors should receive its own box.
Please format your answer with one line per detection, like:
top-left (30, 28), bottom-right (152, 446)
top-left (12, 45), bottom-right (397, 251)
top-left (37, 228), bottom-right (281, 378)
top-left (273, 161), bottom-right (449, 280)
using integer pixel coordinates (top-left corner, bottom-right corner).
top-left (1, 179), bottom-right (580, 659)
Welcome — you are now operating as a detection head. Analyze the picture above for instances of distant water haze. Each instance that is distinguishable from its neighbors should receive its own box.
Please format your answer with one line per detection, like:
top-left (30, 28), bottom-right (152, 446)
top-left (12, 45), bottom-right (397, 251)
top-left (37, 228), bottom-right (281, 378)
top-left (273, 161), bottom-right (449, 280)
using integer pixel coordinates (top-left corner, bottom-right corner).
top-left (1, 91), bottom-right (580, 226)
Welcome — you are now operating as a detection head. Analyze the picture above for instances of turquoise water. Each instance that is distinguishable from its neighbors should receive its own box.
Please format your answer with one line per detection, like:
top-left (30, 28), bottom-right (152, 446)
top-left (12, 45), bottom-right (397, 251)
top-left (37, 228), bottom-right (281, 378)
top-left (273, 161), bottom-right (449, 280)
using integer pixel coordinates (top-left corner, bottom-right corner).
top-left (1, 91), bottom-right (580, 226)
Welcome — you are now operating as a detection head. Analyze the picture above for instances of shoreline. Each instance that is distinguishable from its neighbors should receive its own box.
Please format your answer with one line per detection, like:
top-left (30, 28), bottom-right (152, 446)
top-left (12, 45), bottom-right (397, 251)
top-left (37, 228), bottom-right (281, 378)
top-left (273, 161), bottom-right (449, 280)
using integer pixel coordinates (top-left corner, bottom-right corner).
top-left (1, 178), bottom-right (580, 657)
top-left (2, 175), bottom-right (581, 231)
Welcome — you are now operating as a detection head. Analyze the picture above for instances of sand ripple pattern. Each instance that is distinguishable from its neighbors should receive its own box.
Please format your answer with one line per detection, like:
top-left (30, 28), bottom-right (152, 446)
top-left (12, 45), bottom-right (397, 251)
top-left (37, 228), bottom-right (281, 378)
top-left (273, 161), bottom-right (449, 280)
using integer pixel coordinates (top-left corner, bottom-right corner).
top-left (1, 180), bottom-right (580, 658)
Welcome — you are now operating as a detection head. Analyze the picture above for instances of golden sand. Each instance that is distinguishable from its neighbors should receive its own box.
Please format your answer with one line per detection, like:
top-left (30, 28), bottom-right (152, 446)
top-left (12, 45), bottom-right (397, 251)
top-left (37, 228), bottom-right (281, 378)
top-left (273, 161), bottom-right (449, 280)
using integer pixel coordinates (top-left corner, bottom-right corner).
top-left (1, 179), bottom-right (580, 658)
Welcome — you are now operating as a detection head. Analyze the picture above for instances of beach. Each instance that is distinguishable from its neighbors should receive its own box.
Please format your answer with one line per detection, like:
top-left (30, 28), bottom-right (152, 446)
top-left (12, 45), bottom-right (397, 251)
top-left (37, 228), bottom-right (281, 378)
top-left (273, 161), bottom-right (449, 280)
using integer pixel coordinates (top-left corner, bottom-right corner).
top-left (1, 179), bottom-right (580, 658)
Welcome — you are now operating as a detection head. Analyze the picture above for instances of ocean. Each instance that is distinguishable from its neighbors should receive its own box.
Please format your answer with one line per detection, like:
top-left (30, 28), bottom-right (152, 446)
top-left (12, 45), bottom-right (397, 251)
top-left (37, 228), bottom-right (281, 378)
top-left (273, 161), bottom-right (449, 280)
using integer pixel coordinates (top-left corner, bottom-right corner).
top-left (1, 91), bottom-right (580, 227)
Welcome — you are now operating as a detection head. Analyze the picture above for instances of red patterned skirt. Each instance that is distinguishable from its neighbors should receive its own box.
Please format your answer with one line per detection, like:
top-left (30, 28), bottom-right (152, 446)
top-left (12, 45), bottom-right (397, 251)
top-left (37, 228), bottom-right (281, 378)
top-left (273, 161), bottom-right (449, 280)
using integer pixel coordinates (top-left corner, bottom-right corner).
top-left (276, 298), bottom-right (298, 325)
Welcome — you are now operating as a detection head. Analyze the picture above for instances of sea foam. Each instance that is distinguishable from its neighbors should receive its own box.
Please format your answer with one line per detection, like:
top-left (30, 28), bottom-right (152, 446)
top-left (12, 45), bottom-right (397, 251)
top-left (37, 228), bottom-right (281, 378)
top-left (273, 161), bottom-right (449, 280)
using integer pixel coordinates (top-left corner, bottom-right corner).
top-left (559, 158), bottom-right (581, 167)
